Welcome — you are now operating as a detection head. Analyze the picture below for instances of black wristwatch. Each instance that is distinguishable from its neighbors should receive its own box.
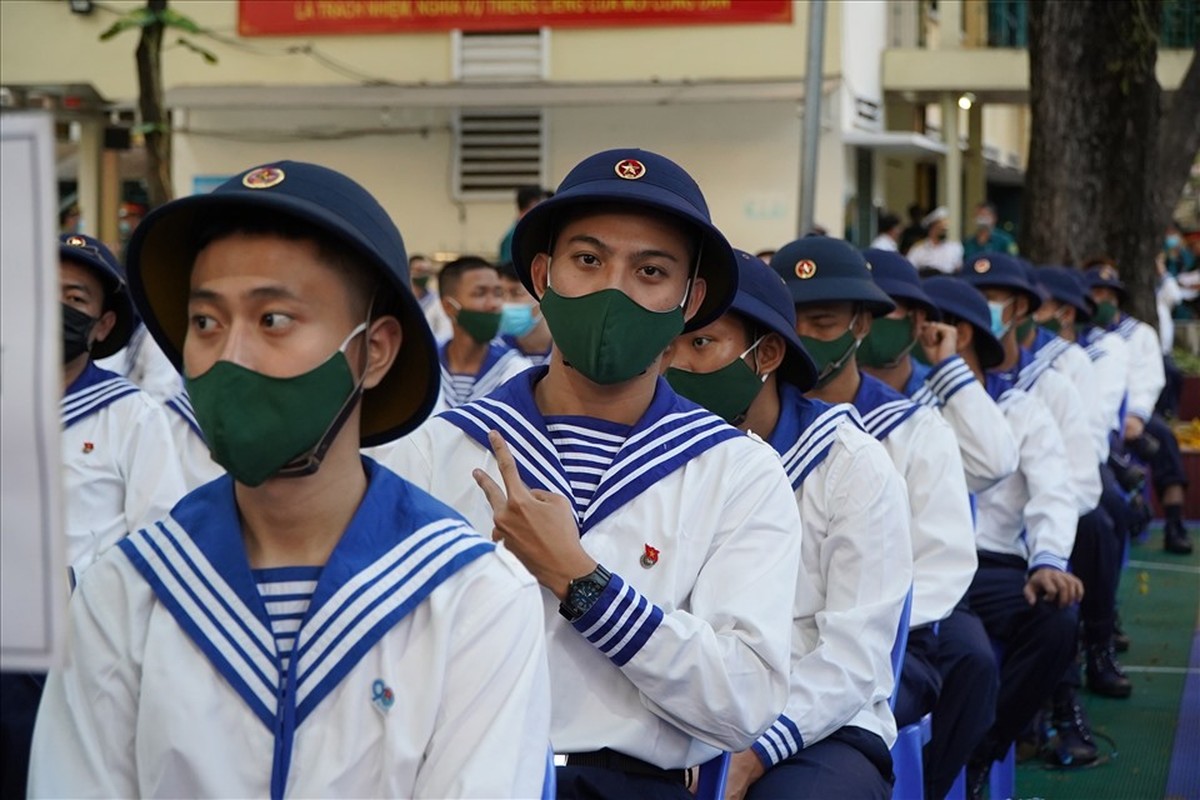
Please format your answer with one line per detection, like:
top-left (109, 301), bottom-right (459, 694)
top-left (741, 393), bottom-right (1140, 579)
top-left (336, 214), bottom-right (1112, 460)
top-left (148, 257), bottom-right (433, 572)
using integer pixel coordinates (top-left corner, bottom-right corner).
top-left (559, 564), bottom-right (612, 622)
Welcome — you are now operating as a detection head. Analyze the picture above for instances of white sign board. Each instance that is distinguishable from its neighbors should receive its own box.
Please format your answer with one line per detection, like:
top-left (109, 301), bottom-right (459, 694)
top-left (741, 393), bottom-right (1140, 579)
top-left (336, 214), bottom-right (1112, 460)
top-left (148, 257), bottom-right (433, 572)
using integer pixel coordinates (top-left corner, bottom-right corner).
top-left (1, 112), bottom-right (66, 672)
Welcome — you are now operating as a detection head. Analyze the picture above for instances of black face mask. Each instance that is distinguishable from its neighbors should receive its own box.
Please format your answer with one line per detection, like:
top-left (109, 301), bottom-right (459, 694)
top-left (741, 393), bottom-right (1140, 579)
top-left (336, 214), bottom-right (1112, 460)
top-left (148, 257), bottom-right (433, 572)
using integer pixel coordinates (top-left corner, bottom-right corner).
top-left (62, 302), bottom-right (97, 364)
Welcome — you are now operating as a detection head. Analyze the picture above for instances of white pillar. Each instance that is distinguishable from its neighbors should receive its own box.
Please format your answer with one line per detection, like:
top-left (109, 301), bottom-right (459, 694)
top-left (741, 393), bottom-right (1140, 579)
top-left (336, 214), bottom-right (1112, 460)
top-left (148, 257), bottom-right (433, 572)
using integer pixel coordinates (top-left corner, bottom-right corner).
top-left (940, 93), bottom-right (962, 239)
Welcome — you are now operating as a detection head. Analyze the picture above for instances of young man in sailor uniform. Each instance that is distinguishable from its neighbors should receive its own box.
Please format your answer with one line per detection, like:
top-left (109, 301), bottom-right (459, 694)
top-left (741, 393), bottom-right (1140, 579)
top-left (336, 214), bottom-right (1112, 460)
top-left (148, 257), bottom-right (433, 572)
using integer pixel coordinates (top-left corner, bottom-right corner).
top-left (858, 247), bottom-right (1017, 798)
top-left (438, 255), bottom-right (534, 408)
top-left (772, 238), bottom-right (983, 800)
top-left (964, 255), bottom-right (1122, 756)
top-left (1, 234), bottom-right (187, 800)
top-left (922, 277), bottom-right (1084, 795)
top-left (665, 250), bottom-right (912, 800)
top-left (498, 260), bottom-right (554, 365)
top-left (377, 148), bottom-right (803, 800)
top-left (30, 162), bottom-right (552, 799)
top-left (1085, 262), bottom-right (1193, 555)
top-left (410, 253), bottom-right (453, 343)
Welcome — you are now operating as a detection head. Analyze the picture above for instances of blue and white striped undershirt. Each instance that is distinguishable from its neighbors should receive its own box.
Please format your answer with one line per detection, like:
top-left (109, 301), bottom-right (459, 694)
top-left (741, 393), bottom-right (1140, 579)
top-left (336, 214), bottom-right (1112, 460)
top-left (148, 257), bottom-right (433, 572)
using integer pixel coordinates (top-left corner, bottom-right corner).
top-left (545, 415), bottom-right (630, 518)
top-left (253, 566), bottom-right (321, 674)
top-left (444, 373), bottom-right (478, 407)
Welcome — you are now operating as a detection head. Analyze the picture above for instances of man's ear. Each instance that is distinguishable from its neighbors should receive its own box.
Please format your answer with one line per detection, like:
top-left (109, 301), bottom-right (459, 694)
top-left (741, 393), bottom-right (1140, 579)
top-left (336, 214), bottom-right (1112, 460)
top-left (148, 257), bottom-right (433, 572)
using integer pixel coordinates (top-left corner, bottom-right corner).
top-left (852, 308), bottom-right (873, 338)
top-left (756, 332), bottom-right (786, 375)
top-left (361, 316), bottom-right (403, 390)
top-left (682, 277), bottom-right (707, 323)
top-left (91, 309), bottom-right (117, 345)
top-left (956, 321), bottom-right (975, 353)
top-left (530, 253), bottom-right (551, 301)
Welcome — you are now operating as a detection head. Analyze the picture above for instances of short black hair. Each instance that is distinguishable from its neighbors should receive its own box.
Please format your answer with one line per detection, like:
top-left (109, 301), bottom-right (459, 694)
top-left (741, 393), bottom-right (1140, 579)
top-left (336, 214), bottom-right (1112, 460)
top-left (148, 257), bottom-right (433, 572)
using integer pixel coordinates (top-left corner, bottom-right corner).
top-left (409, 253), bottom-right (431, 266)
top-left (440, 255), bottom-right (497, 299)
top-left (190, 208), bottom-right (399, 321)
top-left (878, 212), bottom-right (901, 232)
top-left (496, 261), bottom-right (521, 282)
top-left (516, 185), bottom-right (551, 213)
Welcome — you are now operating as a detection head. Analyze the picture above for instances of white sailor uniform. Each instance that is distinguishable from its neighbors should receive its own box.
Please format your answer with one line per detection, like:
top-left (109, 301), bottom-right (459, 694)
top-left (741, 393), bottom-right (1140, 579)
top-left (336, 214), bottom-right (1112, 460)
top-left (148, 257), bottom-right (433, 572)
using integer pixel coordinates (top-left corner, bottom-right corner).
top-left (906, 355), bottom-right (1019, 494)
top-left (1108, 315), bottom-right (1165, 424)
top-left (95, 322), bottom-right (184, 403)
top-left (853, 373), bottom-right (976, 628)
top-left (1026, 328), bottom-right (1108, 463)
top-left (438, 340), bottom-right (534, 408)
top-left (749, 386), bottom-right (911, 769)
top-left (375, 368), bottom-right (802, 769)
top-left (29, 460), bottom-right (552, 799)
top-left (60, 363), bottom-right (187, 576)
top-left (1080, 327), bottom-right (1131, 450)
top-left (163, 390), bottom-right (225, 490)
top-left (418, 289), bottom-right (454, 344)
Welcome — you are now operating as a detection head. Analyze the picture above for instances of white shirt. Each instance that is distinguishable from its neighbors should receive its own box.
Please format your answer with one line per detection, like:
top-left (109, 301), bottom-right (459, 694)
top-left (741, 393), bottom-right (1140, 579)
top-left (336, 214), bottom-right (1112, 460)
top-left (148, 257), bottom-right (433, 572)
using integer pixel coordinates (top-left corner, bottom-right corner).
top-left (1029, 335), bottom-right (1109, 465)
top-left (869, 234), bottom-right (899, 252)
top-left (95, 324), bottom-right (184, 404)
top-left (30, 463), bottom-right (552, 798)
top-left (854, 373), bottom-right (976, 627)
top-left (374, 371), bottom-right (802, 769)
top-left (164, 392), bottom-right (226, 491)
top-left (749, 392), bottom-right (910, 767)
top-left (1081, 329), bottom-right (1131, 453)
top-left (905, 239), bottom-right (964, 275)
top-left (974, 388), bottom-right (1077, 571)
top-left (1112, 316), bottom-right (1166, 422)
top-left (418, 289), bottom-right (454, 345)
top-left (908, 355), bottom-right (1019, 494)
top-left (60, 363), bottom-right (187, 576)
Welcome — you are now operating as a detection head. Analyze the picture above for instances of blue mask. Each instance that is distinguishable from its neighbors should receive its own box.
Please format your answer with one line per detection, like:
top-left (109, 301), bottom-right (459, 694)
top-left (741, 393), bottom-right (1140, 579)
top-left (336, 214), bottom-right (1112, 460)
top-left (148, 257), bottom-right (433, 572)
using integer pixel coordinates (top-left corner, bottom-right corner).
top-left (499, 303), bottom-right (539, 337)
top-left (1165, 235), bottom-right (1182, 250)
top-left (987, 298), bottom-right (1014, 339)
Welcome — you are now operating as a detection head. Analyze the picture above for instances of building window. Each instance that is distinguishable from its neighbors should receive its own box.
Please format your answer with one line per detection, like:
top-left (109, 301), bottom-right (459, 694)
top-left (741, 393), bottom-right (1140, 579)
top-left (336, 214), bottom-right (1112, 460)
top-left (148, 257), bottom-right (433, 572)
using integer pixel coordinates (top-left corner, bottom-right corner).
top-left (453, 109), bottom-right (545, 200)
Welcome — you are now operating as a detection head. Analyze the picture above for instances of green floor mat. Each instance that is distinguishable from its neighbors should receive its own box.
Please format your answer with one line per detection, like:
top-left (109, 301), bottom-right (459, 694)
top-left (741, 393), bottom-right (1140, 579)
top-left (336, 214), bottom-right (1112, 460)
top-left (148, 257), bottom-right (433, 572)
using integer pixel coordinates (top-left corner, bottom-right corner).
top-left (1014, 528), bottom-right (1199, 800)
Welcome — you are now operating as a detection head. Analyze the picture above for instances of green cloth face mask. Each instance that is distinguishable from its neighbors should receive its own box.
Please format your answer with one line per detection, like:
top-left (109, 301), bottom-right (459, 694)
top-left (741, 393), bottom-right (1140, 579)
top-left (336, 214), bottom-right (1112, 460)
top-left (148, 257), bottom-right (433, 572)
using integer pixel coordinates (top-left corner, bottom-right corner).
top-left (858, 315), bottom-right (916, 369)
top-left (1040, 309), bottom-right (1068, 336)
top-left (186, 322), bottom-right (368, 488)
top-left (539, 261), bottom-right (690, 385)
top-left (800, 315), bottom-right (861, 388)
top-left (665, 338), bottom-right (766, 424)
top-left (1015, 316), bottom-right (1037, 342)
top-left (448, 298), bottom-right (502, 344)
top-left (1093, 300), bottom-right (1118, 327)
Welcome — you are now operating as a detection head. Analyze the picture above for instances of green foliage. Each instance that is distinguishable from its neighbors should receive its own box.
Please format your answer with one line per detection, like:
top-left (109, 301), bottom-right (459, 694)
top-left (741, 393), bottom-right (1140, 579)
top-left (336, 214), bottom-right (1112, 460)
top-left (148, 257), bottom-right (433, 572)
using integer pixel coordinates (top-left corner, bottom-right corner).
top-left (1172, 346), bottom-right (1200, 376)
top-left (98, 3), bottom-right (217, 66)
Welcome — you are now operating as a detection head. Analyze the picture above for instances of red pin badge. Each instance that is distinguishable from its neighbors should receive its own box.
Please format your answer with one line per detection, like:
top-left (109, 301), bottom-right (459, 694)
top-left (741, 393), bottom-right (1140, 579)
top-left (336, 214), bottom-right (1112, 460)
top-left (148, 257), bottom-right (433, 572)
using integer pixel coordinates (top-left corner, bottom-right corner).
top-left (640, 544), bottom-right (660, 568)
top-left (82, 441), bottom-right (94, 454)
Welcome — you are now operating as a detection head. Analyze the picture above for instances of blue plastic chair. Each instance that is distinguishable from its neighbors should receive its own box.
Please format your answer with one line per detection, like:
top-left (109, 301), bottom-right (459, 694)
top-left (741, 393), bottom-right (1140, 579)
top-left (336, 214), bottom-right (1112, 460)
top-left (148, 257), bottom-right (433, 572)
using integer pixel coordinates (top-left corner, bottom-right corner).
top-left (889, 588), bottom-right (928, 800)
top-left (695, 751), bottom-right (731, 800)
top-left (542, 748), bottom-right (556, 800)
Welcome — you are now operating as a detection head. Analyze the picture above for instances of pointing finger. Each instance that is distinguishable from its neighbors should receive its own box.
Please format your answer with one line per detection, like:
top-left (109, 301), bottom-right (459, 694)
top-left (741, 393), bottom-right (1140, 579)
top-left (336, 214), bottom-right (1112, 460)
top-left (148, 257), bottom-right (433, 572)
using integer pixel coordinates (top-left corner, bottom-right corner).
top-left (473, 468), bottom-right (507, 512)
top-left (488, 430), bottom-right (531, 501)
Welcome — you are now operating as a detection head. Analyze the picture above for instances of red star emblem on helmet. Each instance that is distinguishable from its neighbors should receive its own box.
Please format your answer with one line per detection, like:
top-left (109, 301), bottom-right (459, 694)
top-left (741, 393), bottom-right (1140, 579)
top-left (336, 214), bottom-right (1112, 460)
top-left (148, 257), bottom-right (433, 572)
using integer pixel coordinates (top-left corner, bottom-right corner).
top-left (615, 159), bottom-right (646, 180)
top-left (795, 260), bottom-right (817, 280)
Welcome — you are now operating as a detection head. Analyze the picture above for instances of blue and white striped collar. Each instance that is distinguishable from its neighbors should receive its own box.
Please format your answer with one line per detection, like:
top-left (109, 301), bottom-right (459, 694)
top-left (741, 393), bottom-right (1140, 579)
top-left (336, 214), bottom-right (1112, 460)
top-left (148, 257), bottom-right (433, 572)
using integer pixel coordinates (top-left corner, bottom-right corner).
top-left (767, 383), bottom-right (859, 490)
top-left (61, 362), bottom-right (140, 430)
top-left (118, 458), bottom-right (491, 798)
top-left (852, 371), bottom-right (920, 442)
top-left (440, 366), bottom-right (741, 534)
top-left (1108, 316), bottom-right (1138, 341)
top-left (165, 390), bottom-right (204, 439)
top-left (439, 340), bottom-right (526, 405)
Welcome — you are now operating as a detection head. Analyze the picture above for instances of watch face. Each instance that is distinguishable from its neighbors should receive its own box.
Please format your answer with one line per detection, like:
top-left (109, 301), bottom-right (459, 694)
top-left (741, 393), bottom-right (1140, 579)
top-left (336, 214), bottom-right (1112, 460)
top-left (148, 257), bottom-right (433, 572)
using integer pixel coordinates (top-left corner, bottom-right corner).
top-left (569, 579), bottom-right (603, 617)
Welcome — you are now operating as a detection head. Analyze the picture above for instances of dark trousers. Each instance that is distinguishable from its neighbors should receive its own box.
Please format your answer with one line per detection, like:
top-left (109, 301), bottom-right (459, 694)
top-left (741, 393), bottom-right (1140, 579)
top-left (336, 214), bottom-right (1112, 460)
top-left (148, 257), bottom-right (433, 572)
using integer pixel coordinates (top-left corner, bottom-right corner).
top-left (893, 627), bottom-right (941, 730)
top-left (747, 727), bottom-right (893, 800)
top-left (1156, 356), bottom-right (1183, 418)
top-left (926, 605), bottom-right (999, 799)
top-left (556, 767), bottom-right (691, 800)
top-left (967, 552), bottom-right (1079, 760)
top-left (1, 672), bottom-right (45, 799)
top-left (1144, 414), bottom-right (1188, 495)
top-left (1073, 505), bottom-right (1120, 646)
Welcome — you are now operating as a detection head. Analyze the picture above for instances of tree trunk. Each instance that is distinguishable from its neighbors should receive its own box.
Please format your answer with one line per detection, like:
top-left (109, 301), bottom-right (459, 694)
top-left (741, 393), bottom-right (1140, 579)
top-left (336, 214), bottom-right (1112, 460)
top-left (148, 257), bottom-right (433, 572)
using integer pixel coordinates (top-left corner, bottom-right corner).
top-left (1156, 38), bottom-right (1200, 230)
top-left (137, 0), bottom-right (171, 209)
top-left (1023, 0), bottom-right (1164, 327)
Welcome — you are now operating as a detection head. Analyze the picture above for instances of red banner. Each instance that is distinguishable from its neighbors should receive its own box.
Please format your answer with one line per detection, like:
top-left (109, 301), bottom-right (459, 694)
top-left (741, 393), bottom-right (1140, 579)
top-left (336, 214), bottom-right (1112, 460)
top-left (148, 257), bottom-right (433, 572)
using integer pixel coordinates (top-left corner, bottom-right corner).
top-left (239, 0), bottom-right (793, 36)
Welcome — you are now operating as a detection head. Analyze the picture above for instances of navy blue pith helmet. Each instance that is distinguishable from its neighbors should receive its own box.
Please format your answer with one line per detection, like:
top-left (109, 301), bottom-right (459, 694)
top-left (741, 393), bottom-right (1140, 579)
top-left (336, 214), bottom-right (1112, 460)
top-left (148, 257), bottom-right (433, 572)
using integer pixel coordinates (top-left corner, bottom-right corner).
top-left (727, 249), bottom-right (819, 391)
top-left (922, 277), bottom-right (1005, 369)
top-left (510, 148), bottom-right (737, 332)
top-left (124, 161), bottom-right (438, 447)
top-left (862, 248), bottom-right (939, 319)
top-left (961, 252), bottom-right (1042, 314)
top-left (770, 237), bottom-right (895, 316)
top-left (59, 233), bottom-right (135, 359)
top-left (1035, 266), bottom-right (1092, 322)
top-left (1084, 262), bottom-right (1127, 302)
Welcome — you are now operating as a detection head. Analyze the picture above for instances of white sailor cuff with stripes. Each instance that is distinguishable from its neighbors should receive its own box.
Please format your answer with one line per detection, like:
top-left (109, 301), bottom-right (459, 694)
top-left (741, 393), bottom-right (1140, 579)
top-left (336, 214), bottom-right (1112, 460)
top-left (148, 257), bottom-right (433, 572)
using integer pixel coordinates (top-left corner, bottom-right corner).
top-left (926, 355), bottom-right (976, 405)
top-left (571, 573), bottom-right (664, 667)
top-left (751, 715), bottom-right (804, 769)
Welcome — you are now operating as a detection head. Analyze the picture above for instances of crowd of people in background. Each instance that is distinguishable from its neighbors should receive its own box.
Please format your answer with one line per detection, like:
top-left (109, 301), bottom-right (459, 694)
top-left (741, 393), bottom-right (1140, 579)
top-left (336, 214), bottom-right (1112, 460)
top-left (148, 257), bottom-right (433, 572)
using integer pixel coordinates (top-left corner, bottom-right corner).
top-left (2, 150), bottom-right (1193, 800)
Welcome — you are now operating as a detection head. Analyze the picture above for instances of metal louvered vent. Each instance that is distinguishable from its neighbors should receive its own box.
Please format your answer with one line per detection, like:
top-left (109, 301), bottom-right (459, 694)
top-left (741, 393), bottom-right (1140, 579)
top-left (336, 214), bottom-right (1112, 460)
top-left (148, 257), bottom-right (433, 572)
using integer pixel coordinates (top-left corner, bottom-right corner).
top-left (453, 30), bottom-right (547, 83)
top-left (453, 110), bottom-right (544, 199)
